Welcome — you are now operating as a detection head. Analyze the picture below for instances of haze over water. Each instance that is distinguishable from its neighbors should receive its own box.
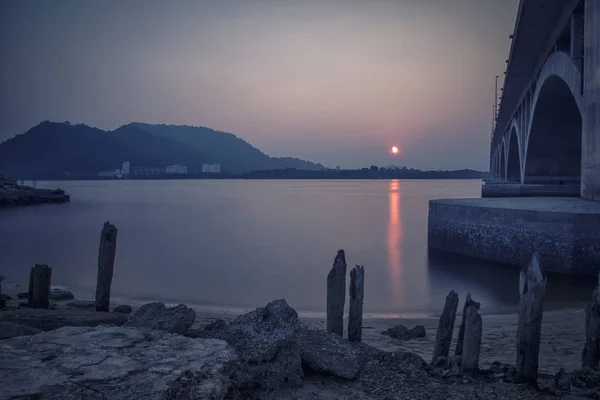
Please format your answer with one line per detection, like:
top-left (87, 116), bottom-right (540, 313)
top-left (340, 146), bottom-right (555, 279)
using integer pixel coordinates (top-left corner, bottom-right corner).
top-left (0, 179), bottom-right (592, 316)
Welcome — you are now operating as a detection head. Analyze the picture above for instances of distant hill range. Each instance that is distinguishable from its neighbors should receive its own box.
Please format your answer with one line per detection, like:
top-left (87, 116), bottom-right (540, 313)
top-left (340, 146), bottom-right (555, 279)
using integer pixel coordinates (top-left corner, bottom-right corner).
top-left (0, 121), bottom-right (325, 179)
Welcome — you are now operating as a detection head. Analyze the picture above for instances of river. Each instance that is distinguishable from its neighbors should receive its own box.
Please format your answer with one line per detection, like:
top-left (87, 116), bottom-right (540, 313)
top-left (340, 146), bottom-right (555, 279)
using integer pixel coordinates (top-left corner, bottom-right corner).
top-left (0, 179), bottom-right (593, 317)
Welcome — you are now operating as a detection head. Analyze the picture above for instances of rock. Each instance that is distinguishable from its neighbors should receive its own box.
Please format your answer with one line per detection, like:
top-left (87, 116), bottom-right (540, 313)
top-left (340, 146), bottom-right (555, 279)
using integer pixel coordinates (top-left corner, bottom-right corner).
top-left (0, 321), bottom-right (43, 340)
top-left (570, 367), bottom-right (600, 389)
top-left (554, 368), bottom-right (571, 391)
top-left (185, 328), bottom-right (223, 339)
top-left (0, 326), bottom-right (237, 399)
top-left (297, 327), bottom-right (365, 379)
top-left (221, 299), bottom-right (303, 391)
top-left (66, 300), bottom-right (96, 310)
top-left (113, 304), bottom-right (133, 314)
top-left (125, 302), bottom-right (195, 334)
top-left (205, 318), bottom-right (227, 331)
top-left (381, 324), bottom-right (426, 340)
top-left (0, 308), bottom-right (127, 331)
top-left (49, 288), bottom-right (75, 301)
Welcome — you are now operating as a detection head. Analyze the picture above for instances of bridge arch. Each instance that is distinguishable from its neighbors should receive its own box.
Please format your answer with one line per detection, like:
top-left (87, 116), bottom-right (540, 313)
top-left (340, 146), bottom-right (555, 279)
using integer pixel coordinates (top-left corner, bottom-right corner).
top-left (507, 123), bottom-right (521, 182)
top-left (523, 52), bottom-right (583, 185)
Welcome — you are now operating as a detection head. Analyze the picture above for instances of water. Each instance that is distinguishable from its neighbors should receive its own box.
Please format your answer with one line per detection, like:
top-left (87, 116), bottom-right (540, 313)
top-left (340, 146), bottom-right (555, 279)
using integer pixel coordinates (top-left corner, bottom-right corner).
top-left (0, 179), bottom-right (593, 317)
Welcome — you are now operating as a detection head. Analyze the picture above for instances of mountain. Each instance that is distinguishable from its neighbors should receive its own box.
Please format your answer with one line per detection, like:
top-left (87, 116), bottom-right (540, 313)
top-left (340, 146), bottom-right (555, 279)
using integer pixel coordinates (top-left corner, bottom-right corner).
top-left (0, 121), bottom-right (324, 178)
top-left (128, 123), bottom-right (322, 173)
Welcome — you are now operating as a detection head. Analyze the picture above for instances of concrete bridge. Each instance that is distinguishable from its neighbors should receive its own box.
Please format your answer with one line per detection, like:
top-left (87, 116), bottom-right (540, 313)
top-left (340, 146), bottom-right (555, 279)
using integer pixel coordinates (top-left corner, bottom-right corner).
top-left (428, 0), bottom-right (600, 275)
top-left (486, 0), bottom-right (599, 200)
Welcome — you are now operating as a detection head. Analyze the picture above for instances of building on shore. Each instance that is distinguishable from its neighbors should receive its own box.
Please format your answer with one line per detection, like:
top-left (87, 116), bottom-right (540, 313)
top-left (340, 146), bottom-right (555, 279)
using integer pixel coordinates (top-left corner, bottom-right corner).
top-left (202, 163), bottom-right (221, 173)
top-left (122, 161), bottom-right (130, 176)
top-left (98, 169), bottom-right (122, 178)
top-left (166, 164), bottom-right (188, 174)
top-left (129, 166), bottom-right (162, 177)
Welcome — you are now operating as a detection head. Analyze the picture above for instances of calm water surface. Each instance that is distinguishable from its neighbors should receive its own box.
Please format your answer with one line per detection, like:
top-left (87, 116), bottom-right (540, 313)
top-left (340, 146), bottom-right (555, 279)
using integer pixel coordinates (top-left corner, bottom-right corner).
top-left (0, 179), bottom-right (593, 316)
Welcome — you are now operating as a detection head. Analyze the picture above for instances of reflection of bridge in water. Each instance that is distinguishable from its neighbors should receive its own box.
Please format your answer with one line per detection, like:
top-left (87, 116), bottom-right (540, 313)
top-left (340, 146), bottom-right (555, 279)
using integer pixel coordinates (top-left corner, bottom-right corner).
top-left (428, 0), bottom-right (600, 276)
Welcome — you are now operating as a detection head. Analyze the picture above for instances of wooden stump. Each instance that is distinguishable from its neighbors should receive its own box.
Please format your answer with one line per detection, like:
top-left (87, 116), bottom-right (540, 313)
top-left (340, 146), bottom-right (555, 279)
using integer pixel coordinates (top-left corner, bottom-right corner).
top-left (348, 265), bottom-right (365, 342)
top-left (455, 293), bottom-right (480, 356)
top-left (27, 264), bottom-right (52, 309)
top-left (461, 300), bottom-right (483, 370)
top-left (95, 221), bottom-right (118, 312)
top-left (327, 249), bottom-right (347, 336)
top-left (432, 290), bottom-right (459, 363)
top-left (516, 252), bottom-right (547, 386)
top-left (582, 280), bottom-right (600, 368)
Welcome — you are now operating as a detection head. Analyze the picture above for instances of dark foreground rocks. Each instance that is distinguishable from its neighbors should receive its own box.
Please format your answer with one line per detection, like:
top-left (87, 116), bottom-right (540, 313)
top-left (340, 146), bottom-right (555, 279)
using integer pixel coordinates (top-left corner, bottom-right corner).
top-left (0, 326), bottom-right (237, 399)
top-left (297, 327), bottom-right (367, 379)
top-left (220, 299), bottom-right (304, 393)
top-left (125, 302), bottom-right (195, 334)
top-left (0, 308), bottom-right (127, 331)
top-left (0, 298), bottom-right (592, 399)
top-left (0, 321), bottom-right (43, 339)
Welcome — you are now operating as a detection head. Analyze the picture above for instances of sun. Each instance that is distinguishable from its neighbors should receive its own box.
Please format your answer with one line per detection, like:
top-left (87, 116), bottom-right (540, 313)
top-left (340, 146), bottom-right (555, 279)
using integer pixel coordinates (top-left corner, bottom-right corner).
top-left (391, 146), bottom-right (399, 155)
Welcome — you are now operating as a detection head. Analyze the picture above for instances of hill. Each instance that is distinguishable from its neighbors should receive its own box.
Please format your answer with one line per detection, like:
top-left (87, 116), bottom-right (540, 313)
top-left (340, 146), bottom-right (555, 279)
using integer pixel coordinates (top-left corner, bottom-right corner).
top-left (129, 123), bottom-right (322, 173)
top-left (0, 121), bottom-right (324, 179)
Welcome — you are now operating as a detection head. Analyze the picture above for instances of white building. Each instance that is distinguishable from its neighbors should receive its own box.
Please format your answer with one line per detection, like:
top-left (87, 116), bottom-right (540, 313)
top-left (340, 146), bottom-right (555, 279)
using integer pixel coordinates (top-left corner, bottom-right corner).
top-left (166, 164), bottom-right (188, 174)
top-left (122, 161), bottom-right (130, 176)
top-left (202, 163), bottom-right (221, 173)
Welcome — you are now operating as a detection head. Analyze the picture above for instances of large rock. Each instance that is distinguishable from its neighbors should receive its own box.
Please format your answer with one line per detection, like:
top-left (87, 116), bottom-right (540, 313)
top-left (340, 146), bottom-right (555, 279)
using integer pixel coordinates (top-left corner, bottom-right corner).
top-left (0, 308), bottom-right (127, 331)
top-left (113, 304), bottom-right (133, 314)
top-left (297, 327), bottom-right (366, 379)
top-left (0, 326), bottom-right (237, 399)
top-left (381, 324), bottom-right (426, 341)
top-left (125, 302), bottom-right (195, 334)
top-left (0, 321), bottom-right (43, 340)
top-left (221, 299), bottom-right (303, 391)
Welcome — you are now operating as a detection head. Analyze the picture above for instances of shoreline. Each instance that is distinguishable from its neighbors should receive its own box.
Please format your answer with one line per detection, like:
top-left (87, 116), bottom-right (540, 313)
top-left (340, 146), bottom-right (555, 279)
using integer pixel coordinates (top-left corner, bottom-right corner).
top-left (1, 278), bottom-right (588, 375)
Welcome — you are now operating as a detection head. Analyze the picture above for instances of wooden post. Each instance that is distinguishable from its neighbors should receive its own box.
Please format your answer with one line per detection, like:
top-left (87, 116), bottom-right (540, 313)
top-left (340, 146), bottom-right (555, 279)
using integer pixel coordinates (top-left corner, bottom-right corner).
top-left (432, 290), bottom-right (459, 363)
top-left (516, 252), bottom-right (547, 385)
top-left (455, 293), bottom-right (480, 356)
top-left (95, 221), bottom-right (118, 312)
top-left (327, 249), bottom-right (347, 336)
top-left (348, 265), bottom-right (364, 342)
top-left (582, 275), bottom-right (600, 368)
top-left (27, 264), bottom-right (52, 309)
top-left (461, 299), bottom-right (483, 370)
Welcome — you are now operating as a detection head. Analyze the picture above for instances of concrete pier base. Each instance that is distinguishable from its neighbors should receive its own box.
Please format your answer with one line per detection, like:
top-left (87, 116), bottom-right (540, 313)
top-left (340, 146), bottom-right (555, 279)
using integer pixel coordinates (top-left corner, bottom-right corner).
top-left (428, 197), bottom-right (600, 276)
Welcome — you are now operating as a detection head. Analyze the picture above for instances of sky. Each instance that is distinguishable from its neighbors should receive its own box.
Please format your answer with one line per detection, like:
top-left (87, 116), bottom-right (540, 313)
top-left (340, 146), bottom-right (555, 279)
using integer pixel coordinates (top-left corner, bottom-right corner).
top-left (0, 0), bottom-right (519, 170)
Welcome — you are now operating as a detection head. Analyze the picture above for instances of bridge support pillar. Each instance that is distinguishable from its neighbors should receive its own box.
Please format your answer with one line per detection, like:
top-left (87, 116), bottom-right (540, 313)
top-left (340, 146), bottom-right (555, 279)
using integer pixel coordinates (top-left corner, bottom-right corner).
top-left (582, 0), bottom-right (600, 201)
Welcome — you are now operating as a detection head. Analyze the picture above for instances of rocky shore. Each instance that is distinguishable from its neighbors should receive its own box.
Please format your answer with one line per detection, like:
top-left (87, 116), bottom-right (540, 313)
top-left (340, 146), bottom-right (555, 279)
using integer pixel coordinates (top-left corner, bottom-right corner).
top-left (0, 294), bottom-right (599, 399)
top-left (0, 176), bottom-right (70, 207)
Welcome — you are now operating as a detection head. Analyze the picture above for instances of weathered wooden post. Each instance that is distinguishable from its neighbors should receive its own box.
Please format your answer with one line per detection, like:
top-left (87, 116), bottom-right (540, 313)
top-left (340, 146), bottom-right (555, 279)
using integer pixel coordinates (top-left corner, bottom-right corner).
top-left (95, 221), bottom-right (118, 312)
top-left (516, 252), bottom-right (547, 385)
top-left (455, 293), bottom-right (480, 356)
top-left (582, 274), bottom-right (600, 368)
top-left (348, 265), bottom-right (365, 342)
top-left (27, 264), bottom-right (52, 309)
top-left (432, 290), bottom-right (459, 363)
top-left (461, 297), bottom-right (482, 370)
top-left (327, 250), bottom-right (347, 336)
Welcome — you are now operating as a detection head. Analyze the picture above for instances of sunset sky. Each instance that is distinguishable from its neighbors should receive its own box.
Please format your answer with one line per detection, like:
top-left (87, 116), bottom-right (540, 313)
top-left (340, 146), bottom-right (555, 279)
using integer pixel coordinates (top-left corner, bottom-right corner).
top-left (0, 0), bottom-right (519, 170)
